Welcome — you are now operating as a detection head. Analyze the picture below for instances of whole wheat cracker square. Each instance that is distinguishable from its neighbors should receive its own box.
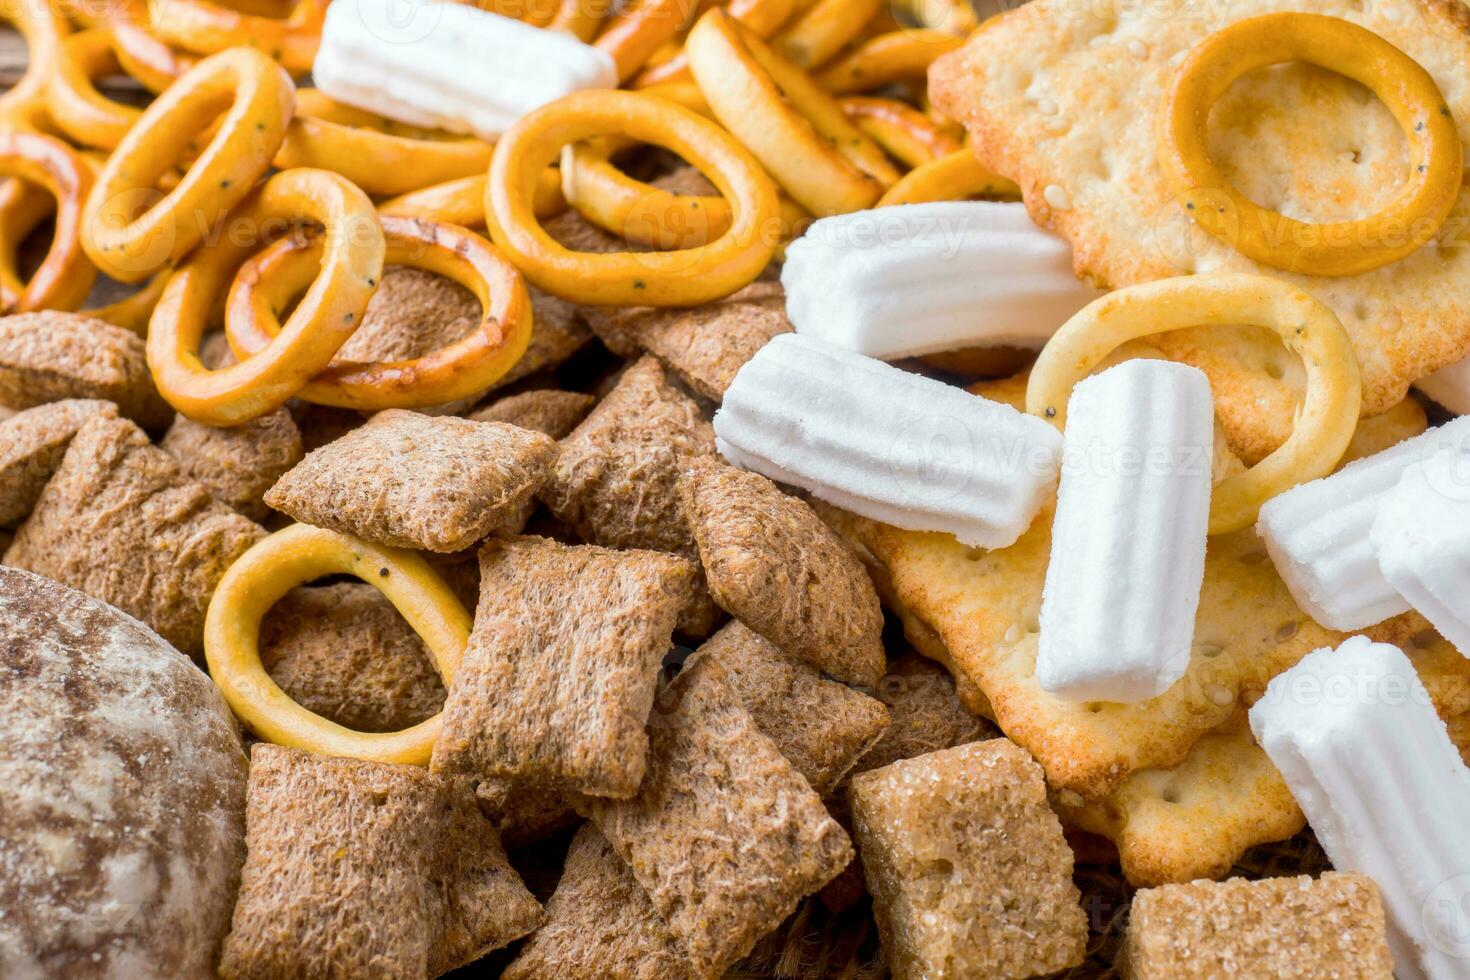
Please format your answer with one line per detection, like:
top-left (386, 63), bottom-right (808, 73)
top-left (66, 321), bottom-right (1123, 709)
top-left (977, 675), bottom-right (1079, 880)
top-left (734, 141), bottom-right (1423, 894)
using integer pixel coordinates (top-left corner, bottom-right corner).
top-left (1056, 720), bottom-right (1306, 887)
top-left (540, 355), bottom-right (715, 557)
top-left (0, 312), bottom-right (170, 427)
top-left (576, 655), bottom-right (854, 977)
top-left (679, 455), bottom-right (886, 686)
top-left (502, 824), bottom-right (694, 980)
top-left (581, 281), bottom-right (791, 402)
top-left (467, 389), bottom-right (597, 440)
top-left (160, 408), bottom-right (303, 522)
top-left (849, 738), bottom-right (1087, 979)
top-left (473, 779), bottom-right (578, 848)
top-left (259, 583), bottom-right (447, 734)
top-left (0, 399), bottom-right (116, 526)
top-left (687, 620), bottom-right (890, 793)
top-left (219, 744), bottom-right (541, 980)
top-left (929, 0), bottom-right (1470, 423)
top-left (430, 535), bottom-right (697, 798)
top-left (265, 409), bottom-right (558, 553)
top-left (4, 415), bottom-right (264, 656)
top-left (1124, 873), bottom-right (1394, 979)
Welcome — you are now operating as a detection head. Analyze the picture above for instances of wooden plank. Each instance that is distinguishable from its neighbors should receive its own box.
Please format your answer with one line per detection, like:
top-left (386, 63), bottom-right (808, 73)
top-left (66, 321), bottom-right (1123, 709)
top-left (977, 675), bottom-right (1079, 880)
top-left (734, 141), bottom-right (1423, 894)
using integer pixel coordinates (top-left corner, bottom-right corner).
top-left (0, 27), bottom-right (28, 86)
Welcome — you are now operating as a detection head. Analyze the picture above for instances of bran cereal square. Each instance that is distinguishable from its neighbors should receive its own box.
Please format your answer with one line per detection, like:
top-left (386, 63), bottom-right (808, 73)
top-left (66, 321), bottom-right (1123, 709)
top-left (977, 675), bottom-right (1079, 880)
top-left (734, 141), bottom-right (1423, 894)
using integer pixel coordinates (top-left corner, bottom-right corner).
top-left (502, 825), bottom-right (694, 980)
top-left (430, 535), bottom-right (697, 798)
top-left (855, 652), bottom-right (997, 776)
top-left (467, 389), bottom-right (597, 440)
top-left (0, 312), bottom-right (170, 427)
top-left (849, 739), bottom-right (1087, 979)
top-left (540, 355), bottom-right (715, 557)
top-left (220, 745), bottom-right (541, 980)
top-left (689, 620), bottom-right (889, 793)
top-left (473, 779), bottom-right (578, 848)
top-left (264, 409), bottom-right (558, 553)
top-left (0, 398), bottom-right (116, 526)
top-left (1124, 873), bottom-right (1394, 979)
top-left (4, 415), bottom-right (264, 656)
top-left (160, 408), bottom-right (302, 522)
top-left (679, 455), bottom-right (886, 686)
top-left (258, 583), bottom-right (447, 734)
top-left (578, 656), bottom-right (854, 977)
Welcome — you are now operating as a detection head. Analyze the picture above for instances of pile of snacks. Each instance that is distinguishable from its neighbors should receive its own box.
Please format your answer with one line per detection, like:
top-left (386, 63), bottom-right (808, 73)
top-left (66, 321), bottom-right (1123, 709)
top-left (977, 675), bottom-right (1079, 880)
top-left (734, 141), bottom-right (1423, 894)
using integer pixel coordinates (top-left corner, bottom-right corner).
top-left (2, 0), bottom-right (1470, 976)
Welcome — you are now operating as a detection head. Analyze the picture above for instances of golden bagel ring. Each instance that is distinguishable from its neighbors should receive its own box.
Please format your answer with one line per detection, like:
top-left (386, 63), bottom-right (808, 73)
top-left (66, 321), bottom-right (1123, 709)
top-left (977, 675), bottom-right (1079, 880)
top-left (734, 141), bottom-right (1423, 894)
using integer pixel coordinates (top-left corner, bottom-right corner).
top-left (0, 131), bottom-right (97, 313)
top-left (274, 91), bottom-right (494, 197)
top-left (888, 0), bottom-right (975, 35)
top-left (485, 88), bottom-right (780, 306)
top-left (631, 0), bottom-right (796, 88)
top-left (1160, 13), bottom-right (1462, 277)
top-left (148, 0), bottom-right (328, 73)
top-left (0, 177), bottom-right (55, 305)
top-left (686, 9), bottom-right (897, 216)
top-left (379, 171), bottom-right (568, 226)
top-left (549, 0), bottom-right (612, 41)
top-left (97, 0), bottom-right (198, 93)
top-left (0, 0), bottom-right (69, 133)
top-left (146, 167), bottom-right (385, 425)
top-left (1026, 274), bottom-right (1362, 534)
top-left (815, 29), bottom-right (965, 94)
top-left (226, 216), bottom-right (534, 410)
top-left (47, 29), bottom-right (142, 151)
top-left (83, 47), bottom-right (294, 283)
top-left (205, 523), bottom-right (471, 766)
top-left (595, 0), bottom-right (701, 82)
top-left (877, 148), bottom-right (1020, 205)
top-left (840, 96), bottom-right (961, 168)
top-left (772, 0), bottom-right (877, 68)
top-left (560, 139), bottom-right (811, 249)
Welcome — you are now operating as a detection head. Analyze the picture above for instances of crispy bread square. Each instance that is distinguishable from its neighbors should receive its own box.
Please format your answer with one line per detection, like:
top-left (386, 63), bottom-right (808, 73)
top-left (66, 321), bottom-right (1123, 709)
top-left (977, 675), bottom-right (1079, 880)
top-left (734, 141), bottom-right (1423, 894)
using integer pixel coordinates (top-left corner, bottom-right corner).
top-left (1125, 872), bottom-right (1394, 979)
top-left (849, 738), bottom-right (1087, 979)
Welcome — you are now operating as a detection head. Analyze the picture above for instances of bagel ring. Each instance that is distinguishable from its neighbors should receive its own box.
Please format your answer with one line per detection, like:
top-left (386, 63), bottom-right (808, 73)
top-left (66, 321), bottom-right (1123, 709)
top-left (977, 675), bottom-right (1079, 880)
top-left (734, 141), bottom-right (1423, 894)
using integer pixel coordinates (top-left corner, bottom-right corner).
top-left (1026, 274), bottom-right (1362, 534)
top-left (1159, 12), bottom-right (1462, 277)
top-left (0, 131), bottom-right (97, 313)
top-left (205, 523), bottom-right (471, 767)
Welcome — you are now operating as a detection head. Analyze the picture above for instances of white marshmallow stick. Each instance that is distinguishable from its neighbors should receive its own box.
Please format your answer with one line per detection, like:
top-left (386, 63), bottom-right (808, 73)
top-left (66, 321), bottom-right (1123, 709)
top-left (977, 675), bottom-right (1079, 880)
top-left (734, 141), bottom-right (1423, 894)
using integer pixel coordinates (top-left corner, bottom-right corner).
top-left (314, 0), bottom-right (617, 142)
top-left (781, 201), bottom-right (1100, 361)
top-left (1036, 361), bottom-right (1213, 702)
top-left (1256, 414), bottom-right (1470, 631)
top-left (714, 334), bottom-right (1062, 549)
top-left (1372, 448), bottom-right (1470, 656)
top-left (1250, 637), bottom-right (1470, 980)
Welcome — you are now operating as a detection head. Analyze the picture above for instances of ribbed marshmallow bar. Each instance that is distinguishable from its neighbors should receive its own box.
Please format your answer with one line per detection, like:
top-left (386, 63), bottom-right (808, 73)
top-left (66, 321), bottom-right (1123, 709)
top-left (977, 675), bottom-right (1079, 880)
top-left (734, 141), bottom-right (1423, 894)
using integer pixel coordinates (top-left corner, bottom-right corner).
top-left (780, 201), bottom-right (1099, 360)
top-left (714, 334), bottom-right (1062, 549)
top-left (1036, 361), bottom-right (1213, 702)
top-left (314, 0), bottom-right (617, 141)
top-left (1256, 415), bottom-right (1470, 631)
top-left (1372, 450), bottom-right (1470, 655)
top-left (1250, 637), bottom-right (1470, 980)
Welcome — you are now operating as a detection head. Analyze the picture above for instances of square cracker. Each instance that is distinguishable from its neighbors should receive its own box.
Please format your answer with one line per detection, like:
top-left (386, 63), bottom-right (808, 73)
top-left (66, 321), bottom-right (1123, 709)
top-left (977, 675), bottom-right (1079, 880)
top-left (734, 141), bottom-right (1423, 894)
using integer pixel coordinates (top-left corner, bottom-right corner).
top-left (502, 825), bottom-right (693, 980)
top-left (576, 655), bottom-right (853, 977)
top-left (430, 535), bottom-right (697, 798)
top-left (1124, 872), bottom-right (1394, 979)
top-left (849, 738), bottom-right (1088, 979)
top-left (929, 0), bottom-right (1470, 420)
top-left (219, 744), bottom-right (542, 980)
top-left (4, 415), bottom-right (264, 657)
top-left (264, 409), bottom-right (558, 553)
top-left (687, 620), bottom-right (890, 793)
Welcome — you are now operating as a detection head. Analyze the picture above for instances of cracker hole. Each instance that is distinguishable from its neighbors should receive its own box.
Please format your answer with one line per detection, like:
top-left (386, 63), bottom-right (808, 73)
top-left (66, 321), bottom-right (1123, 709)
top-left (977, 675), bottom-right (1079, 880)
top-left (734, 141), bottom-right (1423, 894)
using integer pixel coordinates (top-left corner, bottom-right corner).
top-left (1410, 628), bottom-right (1441, 650)
top-left (1264, 362), bottom-right (1285, 381)
top-left (1276, 620), bottom-right (1300, 642)
top-left (1238, 550), bottom-right (1268, 565)
top-left (1086, 702), bottom-right (1105, 714)
top-left (1161, 788), bottom-right (1182, 805)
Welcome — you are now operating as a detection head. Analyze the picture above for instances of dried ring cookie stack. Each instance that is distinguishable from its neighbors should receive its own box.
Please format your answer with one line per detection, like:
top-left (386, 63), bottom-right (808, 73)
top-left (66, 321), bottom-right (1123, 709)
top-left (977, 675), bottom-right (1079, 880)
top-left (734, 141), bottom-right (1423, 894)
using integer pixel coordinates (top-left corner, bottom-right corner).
top-left (2, 0), bottom-right (1470, 976)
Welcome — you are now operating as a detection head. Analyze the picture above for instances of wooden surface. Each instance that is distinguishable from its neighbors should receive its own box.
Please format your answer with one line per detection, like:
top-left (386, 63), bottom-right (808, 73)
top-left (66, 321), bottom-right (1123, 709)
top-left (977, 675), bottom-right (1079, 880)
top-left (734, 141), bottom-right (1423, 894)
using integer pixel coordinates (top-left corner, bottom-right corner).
top-left (0, 28), bottom-right (27, 86)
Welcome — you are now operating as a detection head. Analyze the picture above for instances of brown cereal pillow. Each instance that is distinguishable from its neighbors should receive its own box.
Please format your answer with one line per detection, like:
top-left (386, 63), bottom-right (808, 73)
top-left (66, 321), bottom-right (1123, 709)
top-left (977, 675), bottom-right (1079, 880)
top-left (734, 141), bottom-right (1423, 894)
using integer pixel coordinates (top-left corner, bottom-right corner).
top-left (679, 455), bottom-right (886, 686)
top-left (0, 398), bottom-right (117, 526)
top-left (265, 409), bottom-right (558, 552)
top-left (0, 312), bottom-right (170, 427)
top-left (160, 408), bottom-right (303, 522)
